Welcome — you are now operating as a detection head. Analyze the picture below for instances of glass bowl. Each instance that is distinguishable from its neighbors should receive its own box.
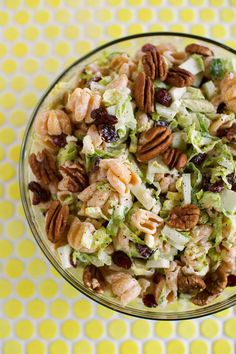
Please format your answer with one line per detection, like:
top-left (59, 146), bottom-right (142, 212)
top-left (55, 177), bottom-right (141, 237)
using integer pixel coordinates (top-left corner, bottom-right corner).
top-left (20, 32), bottom-right (236, 320)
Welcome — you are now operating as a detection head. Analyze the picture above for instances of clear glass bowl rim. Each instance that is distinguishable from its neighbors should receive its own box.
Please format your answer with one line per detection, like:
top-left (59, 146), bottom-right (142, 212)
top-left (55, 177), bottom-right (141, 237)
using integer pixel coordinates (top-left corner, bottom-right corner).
top-left (19, 32), bottom-right (236, 320)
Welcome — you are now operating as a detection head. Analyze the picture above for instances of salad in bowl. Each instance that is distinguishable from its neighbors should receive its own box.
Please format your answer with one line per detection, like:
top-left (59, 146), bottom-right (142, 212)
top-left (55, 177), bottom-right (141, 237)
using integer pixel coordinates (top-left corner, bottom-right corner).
top-left (24, 35), bottom-right (236, 313)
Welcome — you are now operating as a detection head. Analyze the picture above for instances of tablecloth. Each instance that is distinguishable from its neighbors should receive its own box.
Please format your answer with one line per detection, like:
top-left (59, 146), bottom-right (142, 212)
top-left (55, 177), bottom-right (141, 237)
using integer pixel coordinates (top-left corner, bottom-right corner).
top-left (0, 1), bottom-right (236, 353)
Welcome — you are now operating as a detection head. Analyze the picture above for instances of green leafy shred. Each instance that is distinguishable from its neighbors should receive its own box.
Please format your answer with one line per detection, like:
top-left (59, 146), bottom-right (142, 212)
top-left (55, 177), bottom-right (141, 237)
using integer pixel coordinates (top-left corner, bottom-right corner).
top-left (57, 142), bottom-right (77, 166)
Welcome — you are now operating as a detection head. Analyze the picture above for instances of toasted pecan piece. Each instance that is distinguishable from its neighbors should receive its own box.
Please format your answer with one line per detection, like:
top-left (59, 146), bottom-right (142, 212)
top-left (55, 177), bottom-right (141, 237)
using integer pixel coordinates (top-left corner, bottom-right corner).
top-left (191, 289), bottom-right (218, 306)
top-left (58, 163), bottom-right (88, 193)
top-left (178, 271), bottom-right (206, 295)
top-left (29, 149), bottom-right (57, 186)
top-left (165, 67), bottom-right (194, 87)
top-left (137, 126), bottom-right (173, 162)
top-left (45, 200), bottom-right (69, 246)
top-left (133, 72), bottom-right (154, 113)
top-left (142, 48), bottom-right (168, 81)
top-left (167, 204), bottom-right (200, 230)
top-left (205, 266), bottom-right (228, 295)
top-left (162, 147), bottom-right (188, 170)
top-left (83, 264), bottom-right (106, 294)
top-left (185, 43), bottom-right (214, 57)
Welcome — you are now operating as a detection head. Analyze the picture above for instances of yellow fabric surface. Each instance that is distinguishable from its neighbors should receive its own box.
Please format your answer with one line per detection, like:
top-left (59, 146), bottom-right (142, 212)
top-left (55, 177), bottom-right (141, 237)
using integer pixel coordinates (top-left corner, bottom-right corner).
top-left (0, 0), bottom-right (236, 353)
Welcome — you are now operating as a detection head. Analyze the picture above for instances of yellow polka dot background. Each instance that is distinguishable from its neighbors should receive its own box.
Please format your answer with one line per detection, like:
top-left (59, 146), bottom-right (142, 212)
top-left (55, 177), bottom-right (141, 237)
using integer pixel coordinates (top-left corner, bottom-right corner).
top-left (0, 0), bottom-right (236, 353)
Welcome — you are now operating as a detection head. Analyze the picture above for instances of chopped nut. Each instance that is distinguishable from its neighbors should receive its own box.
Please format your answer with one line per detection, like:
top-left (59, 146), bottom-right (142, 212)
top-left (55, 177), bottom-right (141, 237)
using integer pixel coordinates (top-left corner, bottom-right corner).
top-left (133, 72), bottom-right (154, 113)
top-left (226, 124), bottom-right (236, 141)
top-left (162, 147), bottom-right (188, 170)
top-left (137, 126), bottom-right (173, 162)
top-left (142, 47), bottom-right (168, 81)
top-left (165, 67), bottom-right (194, 87)
top-left (58, 163), bottom-right (88, 193)
top-left (185, 43), bottom-right (214, 57)
top-left (29, 149), bottom-right (58, 186)
top-left (45, 200), bottom-right (69, 247)
top-left (191, 289), bottom-right (218, 306)
top-left (177, 271), bottom-right (206, 294)
top-left (167, 204), bottom-right (200, 230)
top-left (83, 264), bottom-right (105, 294)
top-left (205, 266), bottom-right (228, 295)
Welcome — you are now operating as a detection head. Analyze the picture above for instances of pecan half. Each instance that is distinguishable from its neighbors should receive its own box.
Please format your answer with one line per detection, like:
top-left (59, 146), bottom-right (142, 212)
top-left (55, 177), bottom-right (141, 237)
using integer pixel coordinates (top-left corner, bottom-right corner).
top-left (185, 43), bottom-right (214, 57)
top-left (29, 149), bottom-right (57, 186)
top-left (165, 67), bottom-right (194, 87)
top-left (133, 72), bottom-right (154, 113)
top-left (162, 147), bottom-right (188, 170)
top-left (58, 163), bottom-right (88, 193)
top-left (137, 126), bottom-right (173, 162)
top-left (142, 48), bottom-right (168, 81)
top-left (83, 264), bottom-right (106, 294)
top-left (205, 266), bottom-right (228, 295)
top-left (167, 204), bottom-right (200, 230)
top-left (45, 200), bottom-right (69, 246)
top-left (177, 271), bottom-right (206, 295)
top-left (191, 289), bottom-right (218, 306)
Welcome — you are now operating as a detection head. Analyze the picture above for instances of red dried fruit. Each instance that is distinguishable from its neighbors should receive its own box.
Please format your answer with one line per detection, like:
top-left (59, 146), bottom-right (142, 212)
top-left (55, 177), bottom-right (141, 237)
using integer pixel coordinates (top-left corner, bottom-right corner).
top-left (155, 88), bottom-right (172, 107)
top-left (51, 133), bottom-right (67, 147)
top-left (28, 181), bottom-right (51, 205)
top-left (136, 244), bottom-right (154, 259)
top-left (227, 274), bottom-right (236, 287)
top-left (202, 176), bottom-right (224, 193)
top-left (112, 251), bottom-right (132, 269)
top-left (142, 293), bottom-right (157, 308)
top-left (101, 125), bottom-right (119, 143)
top-left (191, 153), bottom-right (206, 166)
top-left (91, 107), bottom-right (118, 125)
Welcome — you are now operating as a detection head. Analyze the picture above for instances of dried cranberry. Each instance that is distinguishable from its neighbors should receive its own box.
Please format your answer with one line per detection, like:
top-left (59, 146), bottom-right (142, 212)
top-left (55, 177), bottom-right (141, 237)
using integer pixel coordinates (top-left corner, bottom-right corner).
top-left (51, 133), bottom-right (67, 148)
top-left (202, 175), bottom-right (224, 193)
top-left (154, 120), bottom-right (169, 127)
top-left (112, 251), bottom-right (132, 269)
top-left (191, 153), bottom-right (206, 166)
top-left (101, 125), bottom-right (119, 143)
top-left (155, 88), bottom-right (172, 107)
top-left (142, 293), bottom-right (157, 308)
top-left (91, 107), bottom-right (118, 125)
top-left (141, 43), bottom-right (156, 52)
top-left (28, 181), bottom-right (51, 205)
top-left (227, 173), bottom-right (236, 191)
top-left (217, 102), bottom-right (226, 114)
top-left (153, 271), bottom-right (163, 284)
top-left (227, 274), bottom-right (236, 287)
top-left (136, 244), bottom-right (154, 259)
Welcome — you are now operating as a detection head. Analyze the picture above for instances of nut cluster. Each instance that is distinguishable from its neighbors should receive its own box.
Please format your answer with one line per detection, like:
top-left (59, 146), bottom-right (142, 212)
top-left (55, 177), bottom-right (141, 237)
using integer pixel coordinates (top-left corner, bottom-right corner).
top-left (162, 147), bottom-right (188, 170)
top-left (29, 149), bottom-right (57, 186)
top-left (83, 264), bottom-right (105, 294)
top-left (165, 67), bottom-right (195, 87)
top-left (137, 126), bottom-right (173, 162)
top-left (45, 200), bottom-right (69, 247)
top-left (58, 163), bottom-right (88, 193)
top-left (142, 47), bottom-right (167, 81)
top-left (133, 72), bottom-right (154, 113)
top-left (167, 204), bottom-right (200, 230)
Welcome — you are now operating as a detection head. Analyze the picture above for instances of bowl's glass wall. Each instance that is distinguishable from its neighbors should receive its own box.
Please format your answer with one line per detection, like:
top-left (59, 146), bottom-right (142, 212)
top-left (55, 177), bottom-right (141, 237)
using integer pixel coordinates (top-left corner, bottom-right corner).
top-left (20, 33), bottom-right (236, 320)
